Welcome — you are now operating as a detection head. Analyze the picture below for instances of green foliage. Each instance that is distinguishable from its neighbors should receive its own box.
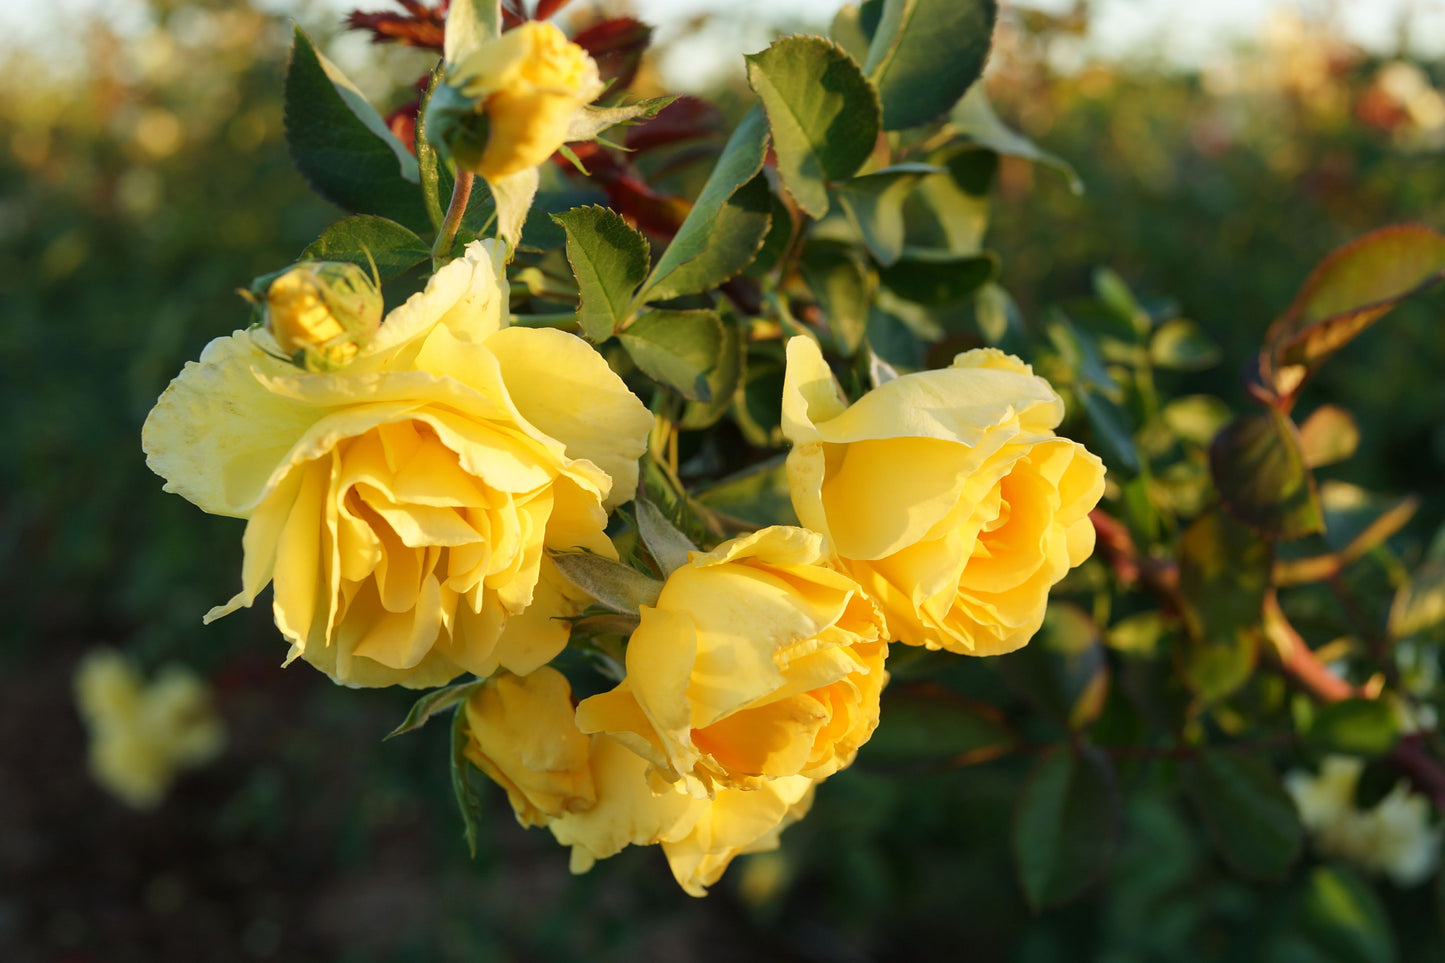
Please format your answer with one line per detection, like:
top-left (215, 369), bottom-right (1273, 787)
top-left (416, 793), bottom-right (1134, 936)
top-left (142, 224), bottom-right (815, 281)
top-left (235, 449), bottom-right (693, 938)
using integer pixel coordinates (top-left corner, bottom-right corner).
top-left (1180, 750), bottom-right (1303, 882)
top-left (1211, 408), bottom-right (1325, 539)
top-left (551, 552), bottom-right (664, 614)
top-left (283, 27), bottom-right (427, 230)
top-left (552, 206), bottom-right (650, 341)
top-left (864, 0), bottom-right (998, 130)
top-left (619, 309), bottom-right (726, 402)
top-left (1012, 747), bottom-right (1119, 909)
top-left (746, 35), bottom-right (880, 218)
top-left (301, 215), bottom-right (430, 279)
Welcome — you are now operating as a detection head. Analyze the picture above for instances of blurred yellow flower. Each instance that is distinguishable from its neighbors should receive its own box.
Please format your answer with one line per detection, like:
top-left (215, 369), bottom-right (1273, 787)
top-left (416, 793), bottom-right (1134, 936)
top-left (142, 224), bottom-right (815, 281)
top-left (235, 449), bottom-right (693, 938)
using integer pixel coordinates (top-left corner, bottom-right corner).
top-left (74, 649), bottom-right (224, 810)
top-left (142, 240), bottom-right (653, 688)
top-left (460, 663), bottom-right (816, 897)
top-left (254, 261), bottom-right (383, 372)
top-left (449, 21), bottom-right (603, 181)
top-left (1286, 755), bottom-right (1440, 887)
top-left (781, 337), bottom-right (1105, 656)
top-left (575, 525), bottom-right (888, 797)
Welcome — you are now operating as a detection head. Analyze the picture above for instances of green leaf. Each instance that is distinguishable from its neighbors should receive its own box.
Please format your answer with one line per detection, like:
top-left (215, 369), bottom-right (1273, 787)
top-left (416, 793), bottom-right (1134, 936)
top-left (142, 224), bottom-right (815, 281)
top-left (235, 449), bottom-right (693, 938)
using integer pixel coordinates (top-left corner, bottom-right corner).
top-left (800, 247), bottom-right (873, 354)
top-left (450, 703), bottom-right (488, 857)
top-left (1290, 866), bottom-right (1397, 963)
top-left (679, 313), bottom-right (744, 429)
top-left (489, 167), bottom-right (539, 254)
top-left (1307, 699), bottom-right (1401, 756)
top-left (1149, 318), bottom-right (1222, 370)
top-left (950, 84), bottom-right (1081, 193)
top-left (692, 456), bottom-right (798, 530)
top-left (997, 602), bottom-right (1109, 730)
top-left (1210, 408), bottom-right (1324, 539)
top-left (551, 206), bottom-right (650, 341)
top-left (1013, 747), bottom-right (1120, 909)
top-left (551, 552), bottom-right (664, 615)
top-left (1390, 560), bottom-right (1445, 640)
top-left (1265, 224), bottom-right (1445, 399)
top-left (565, 96), bottom-right (677, 143)
top-left (878, 253), bottom-right (996, 305)
top-left (862, 682), bottom-right (1016, 768)
top-left (898, 151), bottom-right (993, 259)
top-left (444, 0), bottom-right (501, 65)
top-left (1297, 404), bottom-right (1360, 469)
top-left (284, 26), bottom-right (426, 230)
top-left (1180, 750), bottom-right (1302, 881)
top-left (1079, 390), bottom-right (1140, 475)
top-left (387, 679), bottom-right (484, 740)
top-left (835, 165), bottom-right (937, 266)
top-left (634, 497), bottom-right (699, 576)
top-left (1092, 267), bottom-right (1151, 337)
top-left (745, 35), bottom-right (880, 218)
top-left (1177, 510), bottom-right (1272, 702)
top-left (864, 0), bottom-right (998, 131)
top-left (639, 108), bottom-right (770, 303)
top-left (620, 309), bottom-right (725, 402)
top-left (732, 344), bottom-right (788, 447)
top-left (301, 215), bottom-right (430, 280)
top-left (1161, 395), bottom-right (1232, 447)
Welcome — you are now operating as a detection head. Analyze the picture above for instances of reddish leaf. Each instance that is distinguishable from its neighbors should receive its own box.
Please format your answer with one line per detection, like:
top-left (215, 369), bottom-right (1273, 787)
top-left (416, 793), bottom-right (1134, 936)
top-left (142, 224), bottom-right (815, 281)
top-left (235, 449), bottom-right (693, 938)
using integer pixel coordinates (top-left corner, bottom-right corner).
top-left (573, 17), bottom-right (653, 92)
top-left (557, 143), bottom-right (692, 240)
top-left (625, 96), bottom-right (724, 153)
top-left (347, 1), bottom-right (446, 49)
top-left (535, 0), bottom-right (574, 20)
top-left (1261, 224), bottom-right (1445, 400)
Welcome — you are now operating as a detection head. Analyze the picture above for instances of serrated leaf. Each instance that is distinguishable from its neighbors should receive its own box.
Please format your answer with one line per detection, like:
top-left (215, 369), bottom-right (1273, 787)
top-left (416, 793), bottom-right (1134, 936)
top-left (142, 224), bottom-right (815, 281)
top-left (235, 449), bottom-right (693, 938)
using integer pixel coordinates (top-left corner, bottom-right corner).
top-left (450, 703), bottom-right (488, 857)
top-left (950, 84), bottom-right (1081, 192)
top-left (864, 0), bottom-right (998, 131)
top-left (284, 27), bottom-right (426, 230)
top-left (620, 309), bottom-right (725, 402)
top-left (1177, 510), bottom-right (1272, 702)
top-left (1210, 408), bottom-right (1324, 539)
top-left (551, 552), bottom-right (664, 614)
top-left (566, 96), bottom-right (677, 143)
top-left (444, 0), bottom-right (500, 65)
top-left (1180, 750), bottom-right (1302, 881)
top-left (387, 679), bottom-right (485, 740)
top-left (679, 313), bottom-right (744, 429)
top-left (1149, 318), bottom-right (1221, 370)
top-left (862, 683), bottom-right (1016, 768)
top-left (639, 108), bottom-right (770, 303)
top-left (645, 175), bottom-right (772, 303)
top-left (301, 215), bottom-right (431, 280)
top-left (1307, 699), bottom-right (1401, 756)
top-left (1013, 747), bottom-right (1119, 909)
top-left (634, 498), bottom-right (698, 576)
top-left (1297, 404), bottom-right (1360, 469)
top-left (551, 206), bottom-right (650, 341)
top-left (745, 35), bottom-right (880, 218)
top-left (1264, 224), bottom-right (1445, 399)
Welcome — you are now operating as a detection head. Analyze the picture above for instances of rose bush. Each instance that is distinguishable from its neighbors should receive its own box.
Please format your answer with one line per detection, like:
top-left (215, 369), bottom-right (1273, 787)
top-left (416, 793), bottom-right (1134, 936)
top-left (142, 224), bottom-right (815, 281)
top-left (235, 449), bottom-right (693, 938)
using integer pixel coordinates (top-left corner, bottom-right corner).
top-left (781, 336), bottom-right (1106, 657)
top-left (574, 525), bottom-right (888, 797)
top-left (142, 241), bottom-right (652, 688)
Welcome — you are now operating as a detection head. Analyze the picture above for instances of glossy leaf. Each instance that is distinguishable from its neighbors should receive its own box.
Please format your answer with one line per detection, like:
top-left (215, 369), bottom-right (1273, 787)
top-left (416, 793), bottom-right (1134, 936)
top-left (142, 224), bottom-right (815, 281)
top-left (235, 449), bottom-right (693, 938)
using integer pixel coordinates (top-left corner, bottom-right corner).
top-left (301, 215), bottom-right (430, 280)
top-left (639, 108), bottom-right (770, 303)
top-left (1264, 224), bottom-right (1445, 398)
top-left (1180, 750), bottom-right (1302, 881)
top-left (864, 0), bottom-right (998, 131)
top-left (552, 206), bottom-right (650, 341)
top-left (284, 27), bottom-right (426, 230)
top-left (551, 552), bottom-right (664, 615)
top-left (1013, 747), bottom-right (1120, 909)
top-left (746, 35), bottom-right (880, 218)
top-left (1210, 408), bottom-right (1324, 538)
top-left (619, 309), bottom-right (725, 402)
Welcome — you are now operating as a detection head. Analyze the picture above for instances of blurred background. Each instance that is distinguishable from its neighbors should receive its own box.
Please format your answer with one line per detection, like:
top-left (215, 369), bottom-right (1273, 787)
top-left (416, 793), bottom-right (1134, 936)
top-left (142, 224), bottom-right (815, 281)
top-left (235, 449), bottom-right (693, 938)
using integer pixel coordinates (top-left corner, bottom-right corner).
top-left (4, 1), bottom-right (1445, 960)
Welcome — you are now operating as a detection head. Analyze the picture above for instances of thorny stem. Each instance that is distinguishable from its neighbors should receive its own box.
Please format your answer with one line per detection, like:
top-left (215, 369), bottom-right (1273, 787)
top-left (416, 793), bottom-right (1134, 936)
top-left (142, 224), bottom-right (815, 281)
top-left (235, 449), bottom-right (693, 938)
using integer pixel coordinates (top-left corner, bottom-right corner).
top-left (432, 169), bottom-right (475, 269)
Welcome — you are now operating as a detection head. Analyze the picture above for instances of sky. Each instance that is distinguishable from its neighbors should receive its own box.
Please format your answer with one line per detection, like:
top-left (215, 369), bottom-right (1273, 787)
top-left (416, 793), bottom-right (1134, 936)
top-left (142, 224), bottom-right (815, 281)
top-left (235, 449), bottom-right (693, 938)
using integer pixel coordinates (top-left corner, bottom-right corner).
top-left (2, 0), bottom-right (1444, 88)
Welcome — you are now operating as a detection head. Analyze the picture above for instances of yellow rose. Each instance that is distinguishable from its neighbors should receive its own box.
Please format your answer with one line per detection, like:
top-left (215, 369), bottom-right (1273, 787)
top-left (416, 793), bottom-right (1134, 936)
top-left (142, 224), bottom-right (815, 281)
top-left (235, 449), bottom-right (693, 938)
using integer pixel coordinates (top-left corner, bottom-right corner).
top-left (449, 21), bottom-right (603, 181)
top-left (74, 649), bottom-right (225, 810)
top-left (142, 241), bottom-right (653, 688)
top-left (459, 664), bottom-right (816, 896)
top-left (781, 336), bottom-right (1106, 657)
top-left (462, 667), bottom-right (595, 828)
top-left (575, 525), bottom-right (888, 797)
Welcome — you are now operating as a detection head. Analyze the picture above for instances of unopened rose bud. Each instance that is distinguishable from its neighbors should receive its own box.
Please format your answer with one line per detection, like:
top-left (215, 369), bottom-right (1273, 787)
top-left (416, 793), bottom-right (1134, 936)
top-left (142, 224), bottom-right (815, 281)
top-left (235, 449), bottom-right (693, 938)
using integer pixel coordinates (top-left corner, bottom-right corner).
top-left (249, 261), bottom-right (382, 372)
top-left (429, 21), bottom-right (603, 182)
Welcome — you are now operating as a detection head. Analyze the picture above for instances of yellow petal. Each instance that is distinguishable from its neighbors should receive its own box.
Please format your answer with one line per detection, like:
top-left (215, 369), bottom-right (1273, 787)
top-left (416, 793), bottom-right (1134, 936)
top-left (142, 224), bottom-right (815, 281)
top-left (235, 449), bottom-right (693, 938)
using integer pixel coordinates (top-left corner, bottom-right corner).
top-left (780, 336), bottom-right (846, 446)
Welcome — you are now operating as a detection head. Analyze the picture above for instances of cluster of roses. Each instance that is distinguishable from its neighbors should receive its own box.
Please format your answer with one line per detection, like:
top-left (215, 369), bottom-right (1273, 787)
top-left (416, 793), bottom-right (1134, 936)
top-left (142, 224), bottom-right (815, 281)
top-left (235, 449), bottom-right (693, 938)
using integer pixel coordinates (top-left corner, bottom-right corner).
top-left (141, 16), bottom-right (1106, 895)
